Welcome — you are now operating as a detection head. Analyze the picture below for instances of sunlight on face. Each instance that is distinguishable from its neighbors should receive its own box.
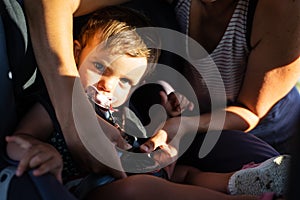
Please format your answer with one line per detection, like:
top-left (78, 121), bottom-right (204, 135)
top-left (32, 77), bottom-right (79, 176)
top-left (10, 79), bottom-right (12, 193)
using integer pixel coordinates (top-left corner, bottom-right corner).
top-left (75, 39), bottom-right (147, 108)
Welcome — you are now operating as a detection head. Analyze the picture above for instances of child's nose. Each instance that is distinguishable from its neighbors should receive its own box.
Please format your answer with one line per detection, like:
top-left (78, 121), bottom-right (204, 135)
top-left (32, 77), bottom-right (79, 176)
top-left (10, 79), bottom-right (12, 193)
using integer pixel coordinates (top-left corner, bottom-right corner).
top-left (97, 76), bottom-right (118, 92)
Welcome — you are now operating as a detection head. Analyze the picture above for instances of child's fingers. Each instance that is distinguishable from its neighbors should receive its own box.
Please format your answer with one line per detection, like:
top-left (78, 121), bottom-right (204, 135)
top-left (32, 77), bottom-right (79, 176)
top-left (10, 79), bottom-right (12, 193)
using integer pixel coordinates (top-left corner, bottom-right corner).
top-left (16, 147), bottom-right (41, 176)
top-left (140, 140), bottom-right (155, 152)
top-left (150, 144), bottom-right (178, 168)
top-left (29, 151), bottom-right (53, 169)
top-left (6, 136), bottom-right (32, 149)
top-left (33, 162), bottom-right (63, 184)
top-left (32, 159), bottom-right (55, 176)
top-left (159, 144), bottom-right (178, 158)
top-left (32, 157), bottom-right (63, 183)
top-left (140, 130), bottom-right (168, 153)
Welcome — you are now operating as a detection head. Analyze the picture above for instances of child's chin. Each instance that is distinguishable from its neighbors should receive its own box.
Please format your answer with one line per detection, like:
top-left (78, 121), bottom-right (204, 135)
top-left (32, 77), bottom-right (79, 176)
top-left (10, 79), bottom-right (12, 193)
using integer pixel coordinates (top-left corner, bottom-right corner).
top-left (112, 101), bottom-right (124, 108)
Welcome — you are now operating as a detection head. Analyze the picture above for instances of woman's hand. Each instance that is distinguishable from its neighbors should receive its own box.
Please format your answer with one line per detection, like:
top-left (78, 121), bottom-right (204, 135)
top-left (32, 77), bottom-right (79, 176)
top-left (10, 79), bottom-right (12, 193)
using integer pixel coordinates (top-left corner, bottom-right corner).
top-left (6, 135), bottom-right (63, 183)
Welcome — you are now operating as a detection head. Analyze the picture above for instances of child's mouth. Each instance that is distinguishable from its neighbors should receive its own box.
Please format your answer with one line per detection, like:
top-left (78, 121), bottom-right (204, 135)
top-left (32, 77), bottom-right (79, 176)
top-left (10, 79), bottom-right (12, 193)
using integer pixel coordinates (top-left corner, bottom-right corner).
top-left (86, 85), bottom-right (115, 110)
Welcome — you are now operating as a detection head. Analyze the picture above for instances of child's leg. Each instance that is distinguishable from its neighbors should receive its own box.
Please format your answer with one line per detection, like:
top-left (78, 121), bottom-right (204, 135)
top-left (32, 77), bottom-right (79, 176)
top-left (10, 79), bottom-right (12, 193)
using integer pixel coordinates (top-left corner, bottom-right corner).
top-left (172, 155), bottom-right (290, 197)
top-left (228, 155), bottom-right (290, 196)
top-left (171, 164), bottom-right (233, 193)
top-left (84, 174), bottom-right (258, 200)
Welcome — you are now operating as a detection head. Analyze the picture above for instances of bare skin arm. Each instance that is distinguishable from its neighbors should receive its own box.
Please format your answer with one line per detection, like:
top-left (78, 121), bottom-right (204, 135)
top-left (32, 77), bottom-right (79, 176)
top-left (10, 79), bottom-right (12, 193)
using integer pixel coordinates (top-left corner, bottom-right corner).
top-left (187, 0), bottom-right (300, 133)
top-left (23, 0), bottom-right (129, 178)
top-left (213, 0), bottom-right (300, 131)
top-left (141, 0), bottom-right (300, 151)
top-left (238, 0), bottom-right (300, 122)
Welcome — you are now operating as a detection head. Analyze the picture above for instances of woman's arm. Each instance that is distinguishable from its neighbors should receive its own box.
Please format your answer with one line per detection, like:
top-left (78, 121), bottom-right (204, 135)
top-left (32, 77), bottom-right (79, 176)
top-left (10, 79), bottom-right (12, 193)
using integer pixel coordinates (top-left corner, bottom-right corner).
top-left (237, 0), bottom-right (300, 121)
top-left (23, 0), bottom-right (129, 178)
top-left (196, 0), bottom-right (300, 133)
top-left (140, 0), bottom-right (300, 152)
top-left (178, 0), bottom-right (300, 133)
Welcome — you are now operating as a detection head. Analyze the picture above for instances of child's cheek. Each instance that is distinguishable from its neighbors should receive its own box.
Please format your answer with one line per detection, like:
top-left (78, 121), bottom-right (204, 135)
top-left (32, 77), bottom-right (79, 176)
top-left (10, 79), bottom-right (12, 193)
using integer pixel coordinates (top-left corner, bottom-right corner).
top-left (113, 89), bottom-right (130, 107)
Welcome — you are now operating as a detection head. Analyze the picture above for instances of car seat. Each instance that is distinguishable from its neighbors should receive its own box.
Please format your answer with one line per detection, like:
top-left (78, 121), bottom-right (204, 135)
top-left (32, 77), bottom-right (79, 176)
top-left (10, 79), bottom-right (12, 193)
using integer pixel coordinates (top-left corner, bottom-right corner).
top-left (0, 0), bottom-right (76, 199)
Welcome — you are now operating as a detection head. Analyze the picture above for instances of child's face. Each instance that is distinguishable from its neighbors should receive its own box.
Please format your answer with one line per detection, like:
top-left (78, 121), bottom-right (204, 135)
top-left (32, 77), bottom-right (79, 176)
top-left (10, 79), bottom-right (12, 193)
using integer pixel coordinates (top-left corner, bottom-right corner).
top-left (74, 37), bottom-right (147, 108)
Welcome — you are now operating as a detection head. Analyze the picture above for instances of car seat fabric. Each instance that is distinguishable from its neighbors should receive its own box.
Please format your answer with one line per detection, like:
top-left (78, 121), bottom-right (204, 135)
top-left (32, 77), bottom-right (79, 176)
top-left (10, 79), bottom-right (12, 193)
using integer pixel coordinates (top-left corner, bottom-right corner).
top-left (0, 0), bottom-right (37, 95)
top-left (0, 11), bottom-right (17, 154)
top-left (0, 0), bottom-right (77, 199)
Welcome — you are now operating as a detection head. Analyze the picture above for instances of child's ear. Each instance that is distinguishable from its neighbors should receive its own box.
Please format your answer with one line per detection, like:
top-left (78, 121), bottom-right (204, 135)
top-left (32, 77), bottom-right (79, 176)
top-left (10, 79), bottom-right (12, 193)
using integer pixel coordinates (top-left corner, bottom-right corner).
top-left (73, 40), bottom-right (82, 64)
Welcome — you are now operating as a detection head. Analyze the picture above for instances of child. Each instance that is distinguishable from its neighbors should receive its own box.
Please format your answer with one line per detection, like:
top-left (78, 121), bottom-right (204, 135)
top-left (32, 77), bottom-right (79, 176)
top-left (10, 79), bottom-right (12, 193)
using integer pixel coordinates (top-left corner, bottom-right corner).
top-left (6, 6), bottom-right (289, 200)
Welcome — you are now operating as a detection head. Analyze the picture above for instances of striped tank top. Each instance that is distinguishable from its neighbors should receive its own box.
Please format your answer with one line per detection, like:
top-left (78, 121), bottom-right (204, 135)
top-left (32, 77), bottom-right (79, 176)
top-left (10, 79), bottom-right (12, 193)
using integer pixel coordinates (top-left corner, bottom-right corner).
top-left (173, 0), bottom-right (250, 111)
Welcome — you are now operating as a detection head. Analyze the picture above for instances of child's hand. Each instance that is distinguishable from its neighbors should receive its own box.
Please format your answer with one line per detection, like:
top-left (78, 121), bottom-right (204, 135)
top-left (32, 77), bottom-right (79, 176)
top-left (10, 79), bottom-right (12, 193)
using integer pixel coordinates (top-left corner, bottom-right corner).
top-left (139, 129), bottom-right (178, 172)
top-left (160, 91), bottom-right (194, 117)
top-left (6, 136), bottom-right (63, 183)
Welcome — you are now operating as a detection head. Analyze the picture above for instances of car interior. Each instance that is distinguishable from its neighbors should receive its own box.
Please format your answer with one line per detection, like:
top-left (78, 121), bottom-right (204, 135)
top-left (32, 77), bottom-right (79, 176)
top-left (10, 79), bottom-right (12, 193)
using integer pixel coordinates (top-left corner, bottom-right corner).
top-left (0, 0), bottom-right (299, 199)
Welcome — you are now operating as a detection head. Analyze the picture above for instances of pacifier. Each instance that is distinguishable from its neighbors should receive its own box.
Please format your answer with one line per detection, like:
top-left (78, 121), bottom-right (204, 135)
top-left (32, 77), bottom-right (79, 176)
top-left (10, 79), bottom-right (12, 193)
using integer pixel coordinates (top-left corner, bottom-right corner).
top-left (86, 85), bottom-right (114, 110)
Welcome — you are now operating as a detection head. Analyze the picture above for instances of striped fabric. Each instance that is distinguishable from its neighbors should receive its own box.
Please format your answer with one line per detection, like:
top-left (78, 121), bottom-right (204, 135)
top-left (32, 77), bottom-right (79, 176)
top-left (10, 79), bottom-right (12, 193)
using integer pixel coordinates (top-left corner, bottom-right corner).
top-left (174, 0), bottom-right (250, 109)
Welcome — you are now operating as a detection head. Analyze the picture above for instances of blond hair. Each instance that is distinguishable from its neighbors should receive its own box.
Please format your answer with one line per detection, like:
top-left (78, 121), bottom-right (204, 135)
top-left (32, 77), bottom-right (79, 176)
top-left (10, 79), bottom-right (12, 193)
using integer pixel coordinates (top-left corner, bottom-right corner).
top-left (77, 6), bottom-right (160, 77)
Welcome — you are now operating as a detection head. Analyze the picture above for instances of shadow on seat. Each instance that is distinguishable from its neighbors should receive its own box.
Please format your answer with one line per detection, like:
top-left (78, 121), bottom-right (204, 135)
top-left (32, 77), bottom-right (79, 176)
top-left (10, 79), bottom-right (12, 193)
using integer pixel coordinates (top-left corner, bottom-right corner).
top-left (0, 0), bottom-right (76, 199)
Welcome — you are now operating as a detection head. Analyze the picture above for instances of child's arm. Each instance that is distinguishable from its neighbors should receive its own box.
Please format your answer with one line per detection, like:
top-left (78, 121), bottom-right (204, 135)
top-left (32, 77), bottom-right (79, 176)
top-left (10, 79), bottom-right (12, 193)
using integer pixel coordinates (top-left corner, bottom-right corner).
top-left (6, 103), bottom-right (63, 182)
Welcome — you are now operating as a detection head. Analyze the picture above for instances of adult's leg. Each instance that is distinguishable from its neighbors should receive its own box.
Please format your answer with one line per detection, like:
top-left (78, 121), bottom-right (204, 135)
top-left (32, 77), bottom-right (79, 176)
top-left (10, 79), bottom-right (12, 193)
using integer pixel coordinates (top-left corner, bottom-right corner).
top-left (178, 130), bottom-right (279, 173)
top-left (85, 175), bottom-right (258, 200)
